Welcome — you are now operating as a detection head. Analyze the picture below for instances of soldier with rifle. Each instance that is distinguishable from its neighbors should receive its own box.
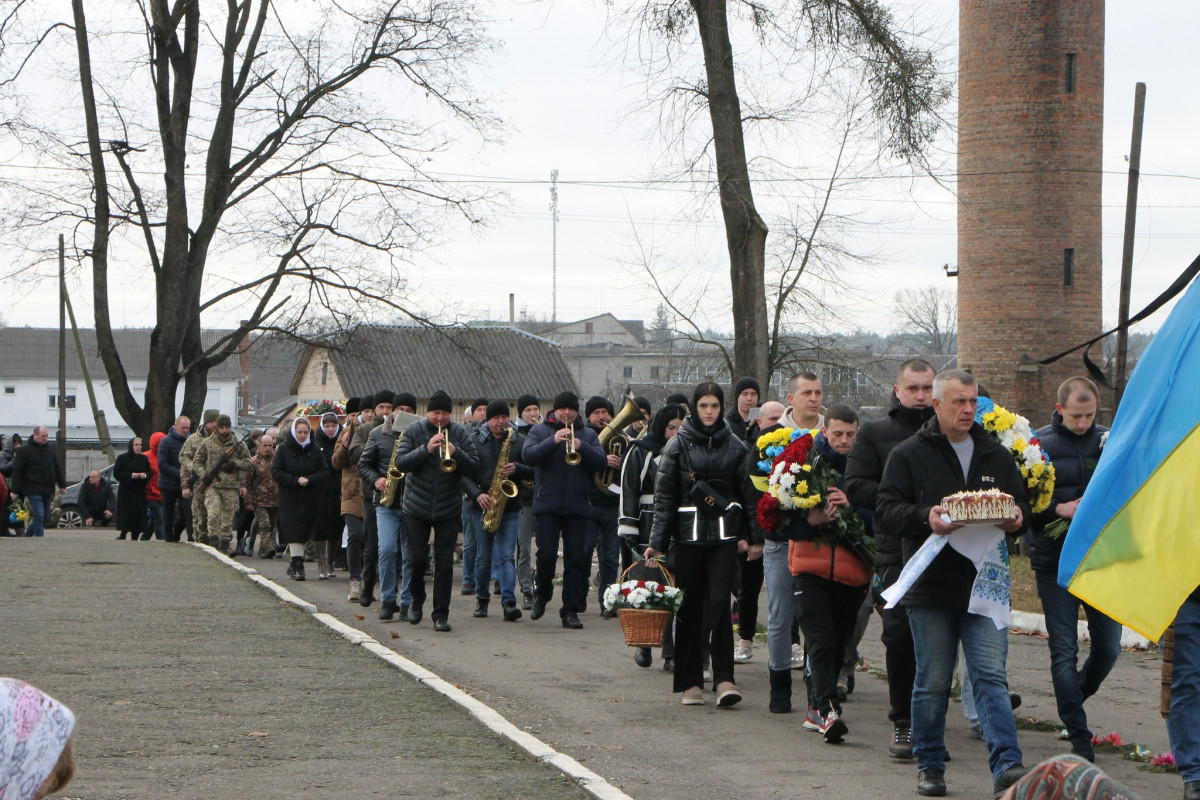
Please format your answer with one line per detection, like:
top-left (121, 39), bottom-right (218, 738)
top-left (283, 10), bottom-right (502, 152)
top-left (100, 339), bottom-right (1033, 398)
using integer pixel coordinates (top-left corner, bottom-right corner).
top-left (192, 415), bottom-right (252, 555)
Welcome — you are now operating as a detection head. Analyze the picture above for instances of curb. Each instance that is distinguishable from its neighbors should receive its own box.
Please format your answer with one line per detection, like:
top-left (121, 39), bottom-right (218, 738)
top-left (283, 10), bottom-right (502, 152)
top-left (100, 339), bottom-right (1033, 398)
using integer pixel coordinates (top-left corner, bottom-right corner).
top-left (1009, 609), bottom-right (1152, 650)
top-left (191, 543), bottom-right (636, 800)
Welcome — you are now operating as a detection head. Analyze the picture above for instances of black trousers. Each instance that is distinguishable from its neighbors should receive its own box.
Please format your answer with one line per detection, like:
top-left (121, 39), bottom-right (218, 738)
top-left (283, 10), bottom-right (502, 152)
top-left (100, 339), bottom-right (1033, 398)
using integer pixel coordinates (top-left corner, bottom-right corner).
top-left (737, 548), bottom-right (765, 639)
top-left (362, 503), bottom-right (379, 592)
top-left (162, 488), bottom-right (192, 543)
top-left (795, 572), bottom-right (869, 715)
top-left (404, 516), bottom-right (458, 622)
top-left (345, 513), bottom-right (364, 579)
top-left (879, 563), bottom-right (917, 722)
top-left (533, 513), bottom-right (590, 618)
top-left (672, 541), bottom-right (738, 693)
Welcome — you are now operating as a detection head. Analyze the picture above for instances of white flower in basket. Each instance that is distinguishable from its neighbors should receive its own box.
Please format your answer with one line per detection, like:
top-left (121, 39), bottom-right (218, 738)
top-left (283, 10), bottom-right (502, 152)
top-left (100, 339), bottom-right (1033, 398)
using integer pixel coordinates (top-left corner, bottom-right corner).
top-left (602, 579), bottom-right (683, 613)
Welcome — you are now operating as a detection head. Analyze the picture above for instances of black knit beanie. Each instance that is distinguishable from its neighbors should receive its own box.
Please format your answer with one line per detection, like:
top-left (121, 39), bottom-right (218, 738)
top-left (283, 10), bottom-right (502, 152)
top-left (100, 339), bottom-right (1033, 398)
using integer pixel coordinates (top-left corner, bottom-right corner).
top-left (486, 399), bottom-right (511, 420)
top-left (393, 392), bottom-right (417, 411)
top-left (733, 376), bottom-right (761, 398)
top-left (516, 394), bottom-right (539, 415)
top-left (345, 397), bottom-right (361, 414)
top-left (427, 390), bottom-right (452, 413)
top-left (552, 391), bottom-right (579, 413)
top-left (585, 395), bottom-right (614, 418)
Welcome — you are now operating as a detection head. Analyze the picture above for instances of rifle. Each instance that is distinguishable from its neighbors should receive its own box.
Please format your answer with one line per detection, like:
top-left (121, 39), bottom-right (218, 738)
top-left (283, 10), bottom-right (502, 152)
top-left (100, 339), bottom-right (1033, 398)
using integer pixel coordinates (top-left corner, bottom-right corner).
top-left (192, 432), bottom-right (253, 492)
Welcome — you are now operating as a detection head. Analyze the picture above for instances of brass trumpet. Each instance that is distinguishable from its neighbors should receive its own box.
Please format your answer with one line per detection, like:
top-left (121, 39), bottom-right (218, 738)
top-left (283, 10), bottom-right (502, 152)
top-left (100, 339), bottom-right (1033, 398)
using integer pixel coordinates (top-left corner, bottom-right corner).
top-left (564, 422), bottom-right (581, 466)
top-left (438, 426), bottom-right (457, 473)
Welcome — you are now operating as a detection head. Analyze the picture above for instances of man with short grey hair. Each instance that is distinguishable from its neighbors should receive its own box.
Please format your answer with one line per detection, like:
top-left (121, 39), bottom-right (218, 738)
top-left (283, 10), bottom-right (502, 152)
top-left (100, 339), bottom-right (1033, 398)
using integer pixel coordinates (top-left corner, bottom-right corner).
top-left (9, 425), bottom-right (65, 538)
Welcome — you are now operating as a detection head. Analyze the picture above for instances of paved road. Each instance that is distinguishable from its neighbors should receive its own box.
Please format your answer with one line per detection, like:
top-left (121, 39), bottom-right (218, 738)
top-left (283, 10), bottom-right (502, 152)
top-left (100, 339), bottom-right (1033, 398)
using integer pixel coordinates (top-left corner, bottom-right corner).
top-left (1, 531), bottom-right (1180, 799)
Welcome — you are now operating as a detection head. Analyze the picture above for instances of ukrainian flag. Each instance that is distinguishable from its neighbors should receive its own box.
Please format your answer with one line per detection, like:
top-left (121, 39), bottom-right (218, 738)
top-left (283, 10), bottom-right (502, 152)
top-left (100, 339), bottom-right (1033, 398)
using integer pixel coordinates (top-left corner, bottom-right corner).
top-left (1058, 275), bottom-right (1200, 642)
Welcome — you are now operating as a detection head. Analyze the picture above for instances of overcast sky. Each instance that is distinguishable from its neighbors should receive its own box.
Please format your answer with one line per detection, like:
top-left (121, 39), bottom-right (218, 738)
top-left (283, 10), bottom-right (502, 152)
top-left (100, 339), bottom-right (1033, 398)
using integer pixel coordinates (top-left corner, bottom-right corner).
top-left (3, 0), bottom-right (1197, 338)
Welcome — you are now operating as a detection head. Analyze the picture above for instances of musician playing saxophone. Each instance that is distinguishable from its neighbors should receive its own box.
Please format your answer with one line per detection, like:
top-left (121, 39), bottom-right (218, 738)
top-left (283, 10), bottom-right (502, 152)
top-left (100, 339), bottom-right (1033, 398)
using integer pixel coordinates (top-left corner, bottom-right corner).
top-left (461, 400), bottom-right (534, 622)
top-left (521, 391), bottom-right (606, 630)
top-left (357, 401), bottom-right (411, 623)
top-left (394, 390), bottom-right (479, 632)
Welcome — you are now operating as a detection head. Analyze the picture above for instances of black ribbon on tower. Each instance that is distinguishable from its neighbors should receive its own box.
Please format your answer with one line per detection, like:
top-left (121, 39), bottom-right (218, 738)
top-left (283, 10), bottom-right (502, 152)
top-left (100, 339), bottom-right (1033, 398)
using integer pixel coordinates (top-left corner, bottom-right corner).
top-left (1023, 253), bottom-right (1200, 388)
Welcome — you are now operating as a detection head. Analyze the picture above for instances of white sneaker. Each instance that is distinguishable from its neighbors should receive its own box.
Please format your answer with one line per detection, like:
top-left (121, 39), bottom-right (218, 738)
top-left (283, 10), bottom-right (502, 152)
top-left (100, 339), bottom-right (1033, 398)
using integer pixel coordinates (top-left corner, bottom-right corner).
top-left (790, 642), bottom-right (805, 670)
top-left (733, 639), bottom-right (753, 663)
top-left (702, 668), bottom-right (713, 685)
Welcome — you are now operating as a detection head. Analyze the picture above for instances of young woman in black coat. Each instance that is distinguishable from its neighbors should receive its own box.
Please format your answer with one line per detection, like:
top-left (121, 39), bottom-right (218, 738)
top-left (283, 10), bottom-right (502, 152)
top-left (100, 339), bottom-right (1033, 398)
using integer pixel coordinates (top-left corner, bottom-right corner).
top-left (272, 418), bottom-right (329, 581)
top-left (113, 437), bottom-right (150, 541)
top-left (311, 412), bottom-right (344, 580)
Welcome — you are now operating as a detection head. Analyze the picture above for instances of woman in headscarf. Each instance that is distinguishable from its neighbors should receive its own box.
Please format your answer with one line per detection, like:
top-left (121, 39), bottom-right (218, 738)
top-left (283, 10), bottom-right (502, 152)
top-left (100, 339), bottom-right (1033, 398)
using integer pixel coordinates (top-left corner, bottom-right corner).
top-left (112, 437), bottom-right (150, 541)
top-left (644, 382), bottom-right (758, 707)
top-left (0, 677), bottom-right (76, 800)
top-left (618, 403), bottom-right (686, 671)
top-left (272, 418), bottom-right (329, 581)
top-left (311, 412), bottom-right (344, 580)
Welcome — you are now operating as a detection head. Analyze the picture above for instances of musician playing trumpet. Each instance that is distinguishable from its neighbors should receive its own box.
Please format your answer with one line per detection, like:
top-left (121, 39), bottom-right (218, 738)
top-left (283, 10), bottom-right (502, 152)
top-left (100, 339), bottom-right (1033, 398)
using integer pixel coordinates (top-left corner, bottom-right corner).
top-left (521, 391), bottom-right (605, 629)
top-left (394, 389), bottom-right (479, 632)
top-left (461, 400), bottom-right (534, 622)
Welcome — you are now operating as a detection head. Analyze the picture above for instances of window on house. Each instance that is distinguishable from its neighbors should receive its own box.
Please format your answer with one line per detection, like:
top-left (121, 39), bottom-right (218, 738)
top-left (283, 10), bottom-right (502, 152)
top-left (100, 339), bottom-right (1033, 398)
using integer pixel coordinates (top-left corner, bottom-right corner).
top-left (1064, 54), bottom-right (1076, 93)
top-left (585, 322), bottom-right (594, 334)
top-left (1064, 248), bottom-right (1075, 286)
top-left (650, 366), bottom-right (661, 380)
top-left (3, 386), bottom-right (14, 395)
top-left (320, 361), bottom-right (328, 386)
top-left (622, 366), bottom-right (633, 379)
top-left (48, 392), bottom-right (77, 409)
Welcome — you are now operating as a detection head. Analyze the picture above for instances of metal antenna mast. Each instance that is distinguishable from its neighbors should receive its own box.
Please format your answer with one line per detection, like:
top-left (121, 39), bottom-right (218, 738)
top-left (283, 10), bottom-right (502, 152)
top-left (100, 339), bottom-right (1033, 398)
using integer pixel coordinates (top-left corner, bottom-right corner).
top-left (550, 169), bottom-right (559, 324)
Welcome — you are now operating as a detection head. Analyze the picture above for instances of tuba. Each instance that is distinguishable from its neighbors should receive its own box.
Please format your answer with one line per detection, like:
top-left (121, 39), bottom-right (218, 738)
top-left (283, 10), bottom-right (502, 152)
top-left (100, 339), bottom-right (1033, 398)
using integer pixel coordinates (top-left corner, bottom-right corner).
top-left (379, 424), bottom-right (406, 507)
top-left (438, 426), bottom-right (457, 473)
top-left (591, 395), bottom-right (647, 493)
top-left (564, 422), bottom-right (581, 466)
top-left (481, 428), bottom-right (519, 532)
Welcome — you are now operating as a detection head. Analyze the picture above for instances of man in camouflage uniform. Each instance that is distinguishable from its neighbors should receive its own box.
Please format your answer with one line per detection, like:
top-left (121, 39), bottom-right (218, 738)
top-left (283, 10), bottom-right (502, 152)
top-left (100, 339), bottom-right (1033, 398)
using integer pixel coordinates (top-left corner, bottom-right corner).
top-left (242, 433), bottom-right (279, 558)
top-left (180, 409), bottom-right (219, 545)
top-left (193, 415), bottom-right (251, 554)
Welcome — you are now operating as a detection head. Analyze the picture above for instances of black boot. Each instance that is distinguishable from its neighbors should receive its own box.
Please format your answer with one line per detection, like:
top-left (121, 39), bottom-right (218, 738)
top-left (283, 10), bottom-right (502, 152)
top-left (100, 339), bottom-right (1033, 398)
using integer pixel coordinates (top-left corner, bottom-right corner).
top-left (359, 579), bottom-right (375, 608)
top-left (289, 556), bottom-right (305, 581)
top-left (769, 668), bottom-right (792, 713)
top-left (473, 598), bottom-right (489, 618)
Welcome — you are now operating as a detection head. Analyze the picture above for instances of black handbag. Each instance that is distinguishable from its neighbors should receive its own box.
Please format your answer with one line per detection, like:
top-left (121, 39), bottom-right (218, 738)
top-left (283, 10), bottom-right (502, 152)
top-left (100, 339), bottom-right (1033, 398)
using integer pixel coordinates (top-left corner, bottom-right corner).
top-left (677, 442), bottom-right (742, 541)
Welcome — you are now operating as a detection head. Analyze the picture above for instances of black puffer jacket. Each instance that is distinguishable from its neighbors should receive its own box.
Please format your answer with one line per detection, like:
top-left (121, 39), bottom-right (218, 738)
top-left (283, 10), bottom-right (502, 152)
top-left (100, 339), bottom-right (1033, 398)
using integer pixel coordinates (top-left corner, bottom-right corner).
top-left (10, 439), bottom-right (65, 496)
top-left (156, 427), bottom-right (188, 493)
top-left (875, 416), bottom-right (1031, 607)
top-left (1028, 411), bottom-right (1107, 573)
top-left (649, 417), bottom-right (757, 552)
top-left (358, 415), bottom-right (403, 509)
top-left (461, 426), bottom-right (533, 506)
top-left (618, 436), bottom-right (665, 546)
top-left (844, 398), bottom-right (935, 568)
top-left (272, 431), bottom-right (330, 545)
top-left (395, 419), bottom-right (479, 523)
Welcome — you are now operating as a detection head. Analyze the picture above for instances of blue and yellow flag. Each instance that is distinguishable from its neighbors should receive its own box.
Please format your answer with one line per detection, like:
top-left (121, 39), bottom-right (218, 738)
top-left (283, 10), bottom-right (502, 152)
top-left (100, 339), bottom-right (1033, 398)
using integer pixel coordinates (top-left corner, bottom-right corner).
top-left (1058, 274), bottom-right (1200, 642)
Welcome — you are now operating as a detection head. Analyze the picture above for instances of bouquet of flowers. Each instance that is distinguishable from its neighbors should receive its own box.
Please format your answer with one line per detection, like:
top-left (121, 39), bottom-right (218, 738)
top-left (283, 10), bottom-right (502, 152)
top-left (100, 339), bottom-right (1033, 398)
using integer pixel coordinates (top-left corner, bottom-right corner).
top-left (7, 496), bottom-right (30, 525)
top-left (298, 399), bottom-right (346, 416)
top-left (975, 397), bottom-right (1056, 515)
top-left (752, 427), bottom-right (873, 567)
top-left (603, 577), bottom-right (683, 613)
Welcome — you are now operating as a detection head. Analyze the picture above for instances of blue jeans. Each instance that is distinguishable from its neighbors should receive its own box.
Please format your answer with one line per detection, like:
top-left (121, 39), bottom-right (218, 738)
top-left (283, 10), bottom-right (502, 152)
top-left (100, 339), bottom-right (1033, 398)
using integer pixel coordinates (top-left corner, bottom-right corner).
top-left (376, 506), bottom-right (411, 607)
top-left (471, 507), bottom-right (519, 606)
top-left (23, 494), bottom-right (51, 537)
top-left (1035, 570), bottom-right (1122, 749)
top-left (586, 502), bottom-right (620, 602)
top-left (1168, 594), bottom-right (1200, 782)
top-left (146, 500), bottom-right (164, 540)
top-left (460, 499), bottom-right (478, 588)
top-left (762, 540), bottom-right (795, 672)
top-left (907, 606), bottom-right (1023, 782)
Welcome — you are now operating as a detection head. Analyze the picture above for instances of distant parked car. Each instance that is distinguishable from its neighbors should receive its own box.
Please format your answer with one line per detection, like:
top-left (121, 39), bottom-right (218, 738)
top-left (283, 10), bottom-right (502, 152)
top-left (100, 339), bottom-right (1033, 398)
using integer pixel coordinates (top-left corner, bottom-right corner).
top-left (56, 464), bottom-right (119, 528)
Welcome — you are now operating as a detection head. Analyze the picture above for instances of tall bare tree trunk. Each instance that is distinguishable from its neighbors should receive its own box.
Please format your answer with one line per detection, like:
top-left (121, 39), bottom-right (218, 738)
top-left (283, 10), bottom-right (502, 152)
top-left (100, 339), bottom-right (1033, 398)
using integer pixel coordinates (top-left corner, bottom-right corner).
top-left (691, 0), bottom-right (769, 390)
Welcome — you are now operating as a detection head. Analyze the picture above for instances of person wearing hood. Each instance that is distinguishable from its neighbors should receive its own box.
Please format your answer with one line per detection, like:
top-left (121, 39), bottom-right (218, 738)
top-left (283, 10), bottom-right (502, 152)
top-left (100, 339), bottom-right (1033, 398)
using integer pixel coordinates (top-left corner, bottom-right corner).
top-left (144, 431), bottom-right (166, 540)
top-left (113, 437), bottom-right (151, 541)
top-left (843, 358), bottom-right (936, 759)
top-left (192, 415), bottom-right (251, 555)
top-left (644, 382), bottom-right (759, 708)
top-left (9, 427), bottom-right (65, 538)
top-left (618, 402), bottom-right (686, 670)
top-left (180, 409), bottom-right (219, 545)
top-left (157, 416), bottom-right (192, 542)
top-left (0, 677), bottom-right (77, 800)
top-left (311, 412), bottom-right (345, 580)
top-left (273, 418), bottom-right (329, 581)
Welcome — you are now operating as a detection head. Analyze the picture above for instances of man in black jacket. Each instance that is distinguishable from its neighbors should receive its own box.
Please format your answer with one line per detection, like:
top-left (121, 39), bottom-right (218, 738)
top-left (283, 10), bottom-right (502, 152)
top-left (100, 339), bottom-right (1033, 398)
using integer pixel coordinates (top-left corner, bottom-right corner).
top-left (584, 395), bottom-right (622, 613)
top-left (876, 370), bottom-right (1030, 798)
top-left (81, 470), bottom-right (116, 527)
top-left (10, 426), bottom-right (66, 537)
top-left (844, 358), bottom-right (935, 758)
top-left (157, 416), bottom-right (191, 542)
top-left (461, 400), bottom-right (533, 621)
top-left (395, 390), bottom-right (479, 631)
top-left (1029, 376), bottom-right (1119, 763)
top-left (358, 408), bottom-right (410, 622)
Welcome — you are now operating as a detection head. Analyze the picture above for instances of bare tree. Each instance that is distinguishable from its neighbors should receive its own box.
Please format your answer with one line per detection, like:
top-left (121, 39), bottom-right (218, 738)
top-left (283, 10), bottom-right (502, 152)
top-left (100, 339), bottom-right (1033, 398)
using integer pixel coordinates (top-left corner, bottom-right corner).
top-left (0, 1), bottom-right (499, 437)
top-left (893, 285), bottom-right (957, 355)
top-left (612, 0), bottom-right (950, 390)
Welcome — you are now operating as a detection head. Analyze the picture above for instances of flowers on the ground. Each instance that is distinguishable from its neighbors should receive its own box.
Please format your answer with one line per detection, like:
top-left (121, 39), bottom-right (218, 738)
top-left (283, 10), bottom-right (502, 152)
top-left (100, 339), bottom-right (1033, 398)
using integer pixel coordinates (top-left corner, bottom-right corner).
top-left (7, 497), bottom-right (30, 524)
top-left (603, 579), bottom-right (683, 613)
top-left (975, 396), bottom-right (1056, 515)
top-left (298, 399), bottom-right (346, 416)
top-left (1151, 752), bottom-right (1176, 767)
top-left (1092, 731), bottom-right (1125, 748)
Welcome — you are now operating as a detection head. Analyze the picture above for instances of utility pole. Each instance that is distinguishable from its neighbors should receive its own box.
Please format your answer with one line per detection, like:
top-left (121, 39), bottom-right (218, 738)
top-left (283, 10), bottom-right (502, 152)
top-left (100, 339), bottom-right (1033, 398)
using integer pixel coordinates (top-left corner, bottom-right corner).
top-left (549, 169), bottom-right (559, 324)
top-left (1115, 82), bottom-right (1146, 409)
top-left (57, 235), bottom-right (67, 479)
top-left (63, 289), bottom-right (115, 461)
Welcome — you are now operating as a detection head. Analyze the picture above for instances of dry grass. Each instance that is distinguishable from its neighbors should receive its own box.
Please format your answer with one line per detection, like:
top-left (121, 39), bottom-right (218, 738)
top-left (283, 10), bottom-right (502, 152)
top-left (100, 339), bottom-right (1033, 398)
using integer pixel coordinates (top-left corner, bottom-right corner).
top-left (1009, 552), bottom-right (1041, 614)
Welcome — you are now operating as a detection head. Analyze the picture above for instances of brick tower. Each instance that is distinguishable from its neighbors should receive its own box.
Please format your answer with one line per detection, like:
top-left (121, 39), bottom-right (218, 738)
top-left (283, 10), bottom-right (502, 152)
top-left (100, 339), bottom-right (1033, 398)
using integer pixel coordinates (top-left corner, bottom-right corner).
top-left (957, 2), bottom-right (1104, 420)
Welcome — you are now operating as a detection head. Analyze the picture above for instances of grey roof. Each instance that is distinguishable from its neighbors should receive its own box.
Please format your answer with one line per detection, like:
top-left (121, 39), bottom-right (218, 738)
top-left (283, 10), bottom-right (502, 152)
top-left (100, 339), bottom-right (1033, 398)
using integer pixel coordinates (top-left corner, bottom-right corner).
top-left (244, 335), bottom-right (308, 407)
top-left (0, 327), bottom-right (242, 380)
top-left (312, 324), bottom-right (579, 401)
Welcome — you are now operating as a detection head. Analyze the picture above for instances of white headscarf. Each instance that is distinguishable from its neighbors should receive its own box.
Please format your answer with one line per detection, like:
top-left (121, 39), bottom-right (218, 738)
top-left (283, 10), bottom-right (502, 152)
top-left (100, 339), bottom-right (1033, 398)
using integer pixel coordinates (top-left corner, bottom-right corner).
top-left (0, 678), bottom-right (75, 800)
top-left (289, 419), bottom-right (312, 449)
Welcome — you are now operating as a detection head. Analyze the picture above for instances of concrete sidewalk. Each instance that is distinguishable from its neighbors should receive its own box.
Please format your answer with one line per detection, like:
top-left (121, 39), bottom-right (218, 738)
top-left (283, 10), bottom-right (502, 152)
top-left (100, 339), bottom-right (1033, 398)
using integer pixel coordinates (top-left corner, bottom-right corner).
top-left (0, 532), bottom-right (590, 800)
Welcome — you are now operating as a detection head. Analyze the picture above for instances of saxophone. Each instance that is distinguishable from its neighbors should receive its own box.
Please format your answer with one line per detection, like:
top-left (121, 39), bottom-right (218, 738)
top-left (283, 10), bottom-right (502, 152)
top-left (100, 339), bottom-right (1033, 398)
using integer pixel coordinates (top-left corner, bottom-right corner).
top-left (481, 428), bottom-right (519, 532)
top-left (379, 425), bottom-right (406, 507)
